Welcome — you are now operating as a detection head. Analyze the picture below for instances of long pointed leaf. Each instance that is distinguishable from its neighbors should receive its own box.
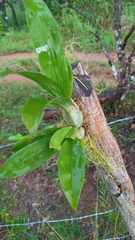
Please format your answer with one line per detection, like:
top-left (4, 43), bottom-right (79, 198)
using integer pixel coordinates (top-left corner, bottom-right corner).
top-left (23, 0), bottom-right (73, 99)
top-left (50, 97), bottom-right (72, 110)
top-left (22, 98), bottom-right (49, 135)
top-left (50, 97), bottom-right (83, 127)
top-left (49, 126), bottom-right (73, 150)
top-left (58, 138), bottom-right (85, 211)
top-left (12, 127), bottom-right (61, 152)
top-left (0, 71), bottom-right (63, 97)
top-left (0, 137), bottom-right (57, 178)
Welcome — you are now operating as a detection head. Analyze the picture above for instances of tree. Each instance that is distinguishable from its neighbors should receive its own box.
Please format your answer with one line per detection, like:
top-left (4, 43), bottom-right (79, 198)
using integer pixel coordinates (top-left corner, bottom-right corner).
top-left (0, 0), bottom-right (19, 30)
top-left (6, 0), bottom-right (19, 26)
top-left (0, 0), bottom-right (9, 31)
top-left (54, 0), bottom-right (135, 103)
top-left (0, 0), bottom-right (135, 238)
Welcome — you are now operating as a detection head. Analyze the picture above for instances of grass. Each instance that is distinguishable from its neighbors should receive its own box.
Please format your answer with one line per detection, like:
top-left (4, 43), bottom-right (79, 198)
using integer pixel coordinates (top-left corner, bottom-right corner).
top-left (0, 2), bottom-right (135, 56)
top-left (60, 8), bottom-right (116, 53)
top-left (97, 180), bottom-right (128, 238)
top-left (0, 58), bottom-right (40, 72)
top-left (0, 6), bottom-right (118, 55)
top-left (0, 25), bottom-right (116, 55)
top-left (0, 29), bottom-right (34, 55)
top-left (0, 178), bottom-right (28, 239)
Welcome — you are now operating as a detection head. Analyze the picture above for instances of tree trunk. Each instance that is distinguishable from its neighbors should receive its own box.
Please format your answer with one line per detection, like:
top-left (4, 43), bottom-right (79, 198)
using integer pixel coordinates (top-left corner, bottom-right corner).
top-left (74, 62), bottom-right (135, 239)
top-left (6, 0), bottom-right (19, 26)
top-left (0, 0), bottom-right (9, 31)
top-left (98, 85), bottom-right (135, 103)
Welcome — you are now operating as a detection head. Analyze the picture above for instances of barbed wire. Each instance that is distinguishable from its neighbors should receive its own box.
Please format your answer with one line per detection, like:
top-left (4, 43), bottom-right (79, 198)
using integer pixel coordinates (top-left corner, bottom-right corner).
top-left (0, 143), bottom-right (15, 149)
top-left (103, 235), bottom-right (130, 240)
top-left (0, 208), bottom-right (116, 228)
top-left (0, 209), bottom-right (131, 239)
top-left (108, 115), bottom-right (135, 125)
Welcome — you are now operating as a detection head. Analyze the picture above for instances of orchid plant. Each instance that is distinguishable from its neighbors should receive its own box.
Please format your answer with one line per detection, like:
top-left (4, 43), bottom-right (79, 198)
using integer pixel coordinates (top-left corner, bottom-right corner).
top-left (0, 0), bottom-right (85, 211)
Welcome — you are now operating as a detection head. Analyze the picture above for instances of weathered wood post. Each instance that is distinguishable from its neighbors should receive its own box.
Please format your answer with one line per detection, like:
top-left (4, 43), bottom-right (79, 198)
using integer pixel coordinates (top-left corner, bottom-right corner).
top-left (73, 61), bottom-right (135, 239)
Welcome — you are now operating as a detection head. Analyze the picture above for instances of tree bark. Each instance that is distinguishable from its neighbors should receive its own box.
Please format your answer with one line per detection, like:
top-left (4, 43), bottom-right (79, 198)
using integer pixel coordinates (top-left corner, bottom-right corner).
top-left (74, 62), bottom-right (135, 239)
top-left (98, 85), bottom-right (135, 103)
top-left (0, 0), bottom-right (9, 31)
top-left (6, 0), bottom-right (19, 26)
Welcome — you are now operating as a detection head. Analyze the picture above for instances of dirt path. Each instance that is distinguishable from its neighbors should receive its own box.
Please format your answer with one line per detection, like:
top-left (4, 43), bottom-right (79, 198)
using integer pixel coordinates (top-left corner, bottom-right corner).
top-left (0, 51), bottom-right (118, 62)
top-left (0, 52), bottom-right (119, 84)
top-left (1, 51), bottom-right (134, 85)
top-left (0, 52), bottom-right (37, 62)
top-left (1, 51), bottom-right (135, 62)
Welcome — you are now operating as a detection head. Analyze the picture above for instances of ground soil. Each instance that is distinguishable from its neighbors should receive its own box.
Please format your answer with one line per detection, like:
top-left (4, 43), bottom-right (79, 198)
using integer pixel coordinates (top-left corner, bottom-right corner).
top-left (0, 52), bottom-right (135, 239)
top-left (0, 52), bottom-right (117, 62)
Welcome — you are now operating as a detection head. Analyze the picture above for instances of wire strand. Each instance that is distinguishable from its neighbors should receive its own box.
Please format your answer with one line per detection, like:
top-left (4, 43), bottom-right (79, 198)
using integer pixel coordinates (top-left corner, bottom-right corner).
top-left (103, 235), bottom-right (130, 240)
top-left (0, 208), bottom-right (116, 228)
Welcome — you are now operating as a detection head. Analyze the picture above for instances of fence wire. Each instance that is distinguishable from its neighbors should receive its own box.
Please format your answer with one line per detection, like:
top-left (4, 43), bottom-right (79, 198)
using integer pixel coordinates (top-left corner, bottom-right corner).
top-left (108, 115), bottom-right (135, 125)
top-left (103, 235), bottom-right (130, 240)
top-left (0, 208), bottom-right (116, 228)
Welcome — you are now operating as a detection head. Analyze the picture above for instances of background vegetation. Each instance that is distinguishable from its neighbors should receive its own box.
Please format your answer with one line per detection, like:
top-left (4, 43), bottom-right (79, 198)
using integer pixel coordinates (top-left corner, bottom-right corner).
top-left (0, 0), bottom-right (135, 55)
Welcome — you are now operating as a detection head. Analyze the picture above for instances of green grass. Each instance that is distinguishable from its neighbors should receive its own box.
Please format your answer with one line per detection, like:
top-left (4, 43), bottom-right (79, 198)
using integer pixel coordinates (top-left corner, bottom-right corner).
top-left (0, 178), bottom-right (28, 240)
top-left (92, 180), bottom-right (128, 239)
top-left (0, 0), bottom-right (135, 55)
top-left (0, 25), bottom-right (115, 55)
top-left (0, 24), bottom-right (116, 55)
top-left (0, 29), bottom-right (34, 55)
top-left (59, 8), bottom-right (116, 53)
top-left (0, 58), bottom-right (40, 72)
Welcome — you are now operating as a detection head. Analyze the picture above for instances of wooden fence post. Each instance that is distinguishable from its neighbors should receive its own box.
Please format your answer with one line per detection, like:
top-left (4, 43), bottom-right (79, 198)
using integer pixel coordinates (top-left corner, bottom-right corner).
top-left (73, 61), bottom-right (135, 239)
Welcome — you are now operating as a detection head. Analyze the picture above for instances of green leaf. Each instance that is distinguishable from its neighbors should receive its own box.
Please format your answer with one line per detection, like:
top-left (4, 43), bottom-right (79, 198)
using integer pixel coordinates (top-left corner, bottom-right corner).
top-left (23, 0), bottom-right (73, 99)
top-left (50, 97), bottom-right (72, 110)
top-left (22, 98), bottom-right (49, 135)
top-left (9, 133), bottom-right (23, 141)
top-left (12, 127), bottom-right (61, 152)
top-left (36, 127), bottom-right (61, 137)
top-left (66, 127), bottom-right (78, 139)
top-left (50, 126), bottom-right (73, 150)
top-left (0, 71), bottom-right (63, 97)
top-left (0, 137), bottom-right (57, 178)
top-left (50, 97), bottom-right (83, 127)
top-left (63, 105), bottom-right (83, 127)
top-left (50, 97), bottom-right (83, 128)
top-left (0, 70), bottom-right (13, 80)
top-left (12, 135), bottom-right (31, 152)
top-left (58, 138), bottom-right (85, 211)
